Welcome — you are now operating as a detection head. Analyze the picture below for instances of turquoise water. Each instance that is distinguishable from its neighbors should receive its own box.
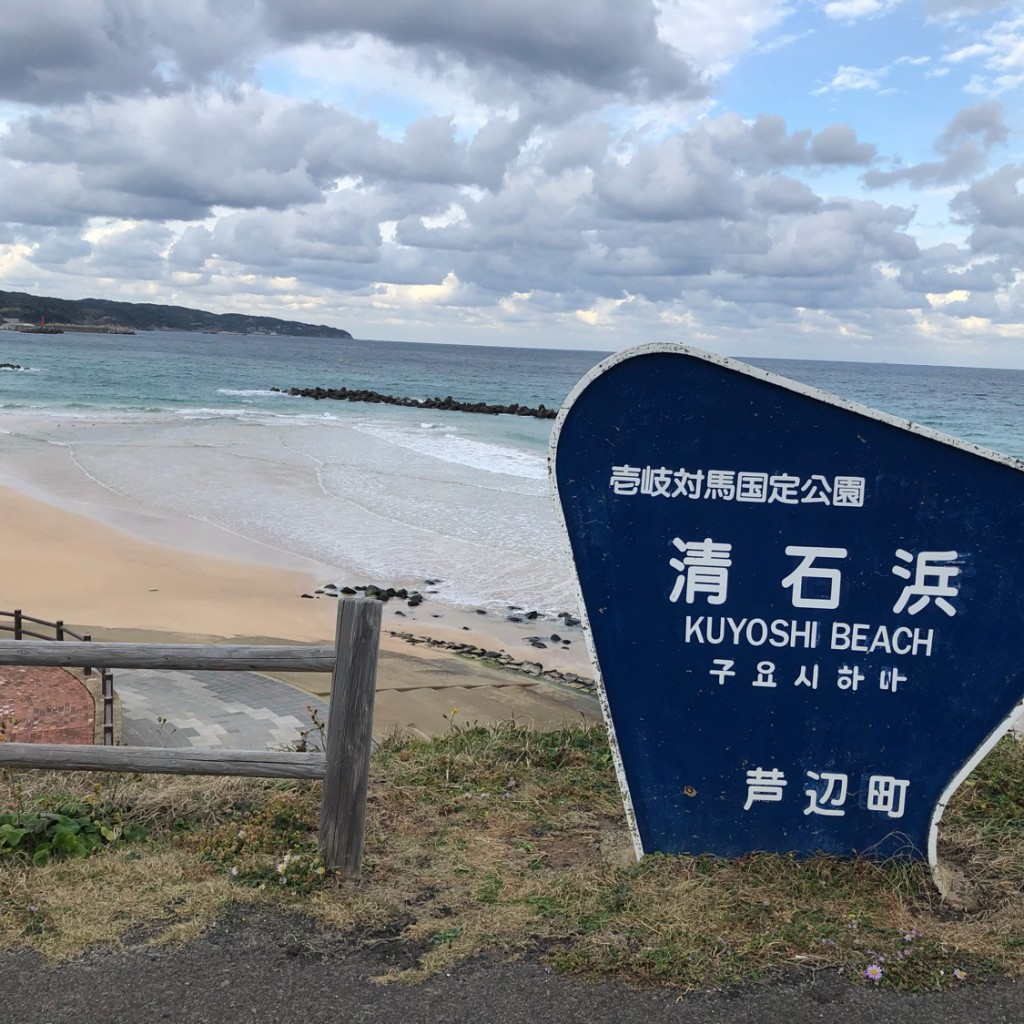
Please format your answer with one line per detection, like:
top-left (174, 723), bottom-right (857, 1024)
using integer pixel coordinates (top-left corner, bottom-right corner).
top-left (0, 332), bottom-right (598, 417)
top-left (1, 329), bottom-right (1022, 615)
top-left (757, 358), bottom-right (1024, 462)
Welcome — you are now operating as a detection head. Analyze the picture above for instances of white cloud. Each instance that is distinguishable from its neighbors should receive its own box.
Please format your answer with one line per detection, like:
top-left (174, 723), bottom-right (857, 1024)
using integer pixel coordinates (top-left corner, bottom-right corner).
top-left (941, 14), bottom-right (1024, 95)
top-left (945, 43), bottom-right (994, 63)
top-left (260, 38), bottom-right (499, 136)
top-left (823, 0), bottom-right (897, 22)
top-left (813, 65), bottom-right (890, 94)
top-left (0, 0), bottom-right (1022, 363)
top-left (654, 0), bottom-right (793, 74)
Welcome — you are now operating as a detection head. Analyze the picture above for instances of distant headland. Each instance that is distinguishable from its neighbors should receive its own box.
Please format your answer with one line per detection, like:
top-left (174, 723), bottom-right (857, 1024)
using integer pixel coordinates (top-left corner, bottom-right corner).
top-left (0, 290), bottom-right (352, 339)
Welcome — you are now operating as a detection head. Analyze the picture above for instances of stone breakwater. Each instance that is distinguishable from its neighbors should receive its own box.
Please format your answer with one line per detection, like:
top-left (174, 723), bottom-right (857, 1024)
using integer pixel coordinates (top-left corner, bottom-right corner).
top-left (271, 385), bottom-right (557, 419)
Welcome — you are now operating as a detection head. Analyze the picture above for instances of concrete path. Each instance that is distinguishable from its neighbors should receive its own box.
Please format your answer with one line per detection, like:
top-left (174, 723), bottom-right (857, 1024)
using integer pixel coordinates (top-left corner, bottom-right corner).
top-left (117, 660), bottom-right (599, 750)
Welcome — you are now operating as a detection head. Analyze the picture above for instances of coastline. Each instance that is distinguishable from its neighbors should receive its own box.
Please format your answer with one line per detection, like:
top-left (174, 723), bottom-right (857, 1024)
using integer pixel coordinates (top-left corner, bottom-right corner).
top-left (0, 484), bottom-right (594, 682)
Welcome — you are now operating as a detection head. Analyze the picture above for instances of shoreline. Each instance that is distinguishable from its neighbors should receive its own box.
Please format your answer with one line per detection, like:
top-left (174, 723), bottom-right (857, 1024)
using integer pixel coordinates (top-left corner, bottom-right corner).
top-left (0, 406), bottom-right (573, 619)
top-left (0, 484), bottom-right (594, 682)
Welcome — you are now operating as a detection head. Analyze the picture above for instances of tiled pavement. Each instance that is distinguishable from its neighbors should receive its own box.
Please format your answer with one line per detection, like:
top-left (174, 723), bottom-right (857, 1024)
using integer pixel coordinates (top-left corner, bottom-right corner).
top-left (117, 669), bottom-right (328, 750)
top-left (117, 665), bottom-right (600, 750)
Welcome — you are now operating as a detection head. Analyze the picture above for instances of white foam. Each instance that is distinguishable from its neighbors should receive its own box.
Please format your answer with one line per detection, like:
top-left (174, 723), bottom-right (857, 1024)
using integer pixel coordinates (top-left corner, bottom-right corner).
top-left (354, 421), bottom-right (546, 479)
top-left (0, 403), bottom-right (573, 616)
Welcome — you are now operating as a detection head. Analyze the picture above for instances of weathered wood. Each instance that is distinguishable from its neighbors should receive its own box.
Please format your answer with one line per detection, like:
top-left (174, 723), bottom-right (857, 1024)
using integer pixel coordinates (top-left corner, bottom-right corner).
top-left (0, 743), bottom-right (327, 779)
top-left (101, 670), bottom-right (114, 746)
top-left (0, 641), bottom-right (335, 672)
top-left (319, 598), bottom-right (382, 877)
top-left (0, 600), bottom-right (383, 859)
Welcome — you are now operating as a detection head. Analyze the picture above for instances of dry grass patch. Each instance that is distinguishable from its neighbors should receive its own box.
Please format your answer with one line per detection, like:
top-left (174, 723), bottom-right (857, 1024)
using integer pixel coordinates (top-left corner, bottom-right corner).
top-left (0, 849), bottom-right (238, 959)
top-left (1, 724), bottom-right (1022, 992)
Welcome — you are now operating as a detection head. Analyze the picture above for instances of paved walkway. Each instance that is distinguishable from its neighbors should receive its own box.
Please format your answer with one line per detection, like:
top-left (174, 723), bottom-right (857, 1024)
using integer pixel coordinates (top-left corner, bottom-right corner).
top-left (117, 659), bottom-right (599, 750)
top-left (0, 665), bottom-right (96, 744)
top-left (117, 669), bottom-right (328, 750)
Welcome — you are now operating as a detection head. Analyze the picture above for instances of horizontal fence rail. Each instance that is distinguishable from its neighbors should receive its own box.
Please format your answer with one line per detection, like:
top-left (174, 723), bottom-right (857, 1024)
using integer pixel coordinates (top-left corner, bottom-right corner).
top-left (0, 743), bottom-right (328, 778)
top-left (0, 641), bottom-right (336, 672)
top-left (0, 599), bottom-right (381, 876)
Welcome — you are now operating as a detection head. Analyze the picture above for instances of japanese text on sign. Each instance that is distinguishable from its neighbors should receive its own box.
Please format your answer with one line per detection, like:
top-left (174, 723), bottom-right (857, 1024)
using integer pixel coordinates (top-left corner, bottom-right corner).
top-left (610, 466), bottom-right (866, 507)
top-left (669, 540), bottom-right (960, 616)
top-left (744, 767), bottom-right (909, 819)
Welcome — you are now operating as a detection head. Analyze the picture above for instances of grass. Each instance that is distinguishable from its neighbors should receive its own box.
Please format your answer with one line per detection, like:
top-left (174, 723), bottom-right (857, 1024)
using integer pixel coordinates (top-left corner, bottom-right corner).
top-left (0, 722), bottom-right (1022, 993)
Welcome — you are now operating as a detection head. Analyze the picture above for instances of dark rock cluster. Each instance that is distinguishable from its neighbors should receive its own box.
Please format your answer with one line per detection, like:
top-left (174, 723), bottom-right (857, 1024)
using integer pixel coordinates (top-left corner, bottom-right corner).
top-left (387, 630), bottom-right (594, 694)
top-left (0, 362), bottom-right (22, 370)
top-left (300, 582), bottom-right (429, 606)
top-left (298, 579), bottom-right (591, 691)
top-left (301, 581), bottom-right (581, 629)
top-left (271, 385), bottom-right (556, 419)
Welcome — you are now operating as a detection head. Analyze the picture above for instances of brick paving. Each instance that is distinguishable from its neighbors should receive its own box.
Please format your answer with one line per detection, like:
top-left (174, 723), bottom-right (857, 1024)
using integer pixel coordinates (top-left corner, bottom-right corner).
top-left (0, 665), bottom-right (95, 744)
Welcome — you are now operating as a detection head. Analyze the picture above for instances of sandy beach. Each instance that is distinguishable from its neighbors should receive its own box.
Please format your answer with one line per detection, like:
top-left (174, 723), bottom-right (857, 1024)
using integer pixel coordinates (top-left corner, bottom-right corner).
top-left (0, 484), bottom-right (594, 689)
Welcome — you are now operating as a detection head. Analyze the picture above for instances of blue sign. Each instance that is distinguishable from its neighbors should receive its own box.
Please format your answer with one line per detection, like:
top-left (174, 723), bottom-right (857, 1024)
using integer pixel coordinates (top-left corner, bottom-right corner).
top-left (551, 345), bottom-right (1024, 869)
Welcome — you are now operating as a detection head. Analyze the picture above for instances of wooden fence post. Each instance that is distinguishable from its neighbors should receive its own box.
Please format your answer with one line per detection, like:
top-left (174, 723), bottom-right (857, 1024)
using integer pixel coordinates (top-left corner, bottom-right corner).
top-left (13, 609), bottom-right (21, 640)
top-left (102, 670), bottom-right (114, 746)
top-left (318, 598), bottom-right (381, 878)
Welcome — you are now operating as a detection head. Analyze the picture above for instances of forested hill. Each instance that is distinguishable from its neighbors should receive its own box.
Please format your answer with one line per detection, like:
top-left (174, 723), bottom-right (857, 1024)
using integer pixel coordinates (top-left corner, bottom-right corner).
top-left (0, 290), bottom-right (352, 338)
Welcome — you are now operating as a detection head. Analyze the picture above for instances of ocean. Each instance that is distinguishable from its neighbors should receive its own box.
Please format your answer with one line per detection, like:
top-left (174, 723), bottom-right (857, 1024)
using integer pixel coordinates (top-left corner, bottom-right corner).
top-left (1, 330), bottom-right (1023, 618)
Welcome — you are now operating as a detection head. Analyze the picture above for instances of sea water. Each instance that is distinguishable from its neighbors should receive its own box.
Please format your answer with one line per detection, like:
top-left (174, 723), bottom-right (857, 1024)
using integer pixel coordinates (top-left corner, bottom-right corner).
top-left (1, 330), bottom-right (1023, 617)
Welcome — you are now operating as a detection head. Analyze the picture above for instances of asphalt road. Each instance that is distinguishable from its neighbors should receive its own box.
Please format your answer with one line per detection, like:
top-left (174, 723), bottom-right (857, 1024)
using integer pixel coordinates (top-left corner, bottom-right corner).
top-left (4, 908), bottom-right (1022, 1024)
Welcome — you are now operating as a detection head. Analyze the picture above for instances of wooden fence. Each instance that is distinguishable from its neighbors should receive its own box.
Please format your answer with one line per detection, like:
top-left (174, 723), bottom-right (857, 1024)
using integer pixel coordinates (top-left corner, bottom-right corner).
top-left (0, 598), bottom-right (381, 876)
top-left (0, 609), bottom-right (115, 744)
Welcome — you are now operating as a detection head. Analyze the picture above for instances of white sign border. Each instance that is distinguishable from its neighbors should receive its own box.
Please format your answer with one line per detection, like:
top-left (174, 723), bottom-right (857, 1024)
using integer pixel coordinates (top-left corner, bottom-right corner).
top-left (549, 342), bottom-right (1024, 889)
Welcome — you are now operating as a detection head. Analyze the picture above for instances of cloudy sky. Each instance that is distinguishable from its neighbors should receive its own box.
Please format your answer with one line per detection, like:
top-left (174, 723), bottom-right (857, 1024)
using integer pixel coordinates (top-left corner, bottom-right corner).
top-left (0, 1), bottom-right (1022, 365)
